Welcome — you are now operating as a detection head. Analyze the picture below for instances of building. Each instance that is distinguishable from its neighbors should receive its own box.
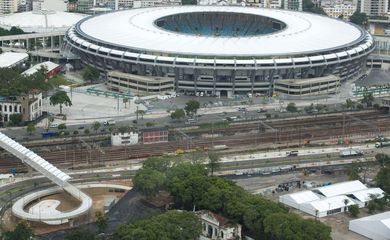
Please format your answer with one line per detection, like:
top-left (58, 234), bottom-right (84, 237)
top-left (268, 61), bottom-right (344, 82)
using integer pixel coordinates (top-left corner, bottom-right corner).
top-left (77, 0), bottom-right (94, 13)
top-left (64, 6), bottom-right (374, 97)
top-left (0, 52), bottom-right (28, 68)
top-left (322, 1), bottom-right (356, 19)
top-left (141, 128), bottom-right (168, 144)
top-left (361, 0), bottom-right (388, 16)
top-left (283, 0), bottom-right (302, 11)
top-left (279, 180), bottom-right (385, 218)
top-left (133, 0), bottom-right (181, 8)
top-left (22, 61), bottom-right (61, 78)
top-left (0, 10), bottom-right (86, 33)
top-left (0, 0), bottom-right (18, 14)
top-left (196, 210), bottom-right (242, 240)
top-left (349, 211), bottom-right (390, 240)
top-left (32, 0), bottom-right (43, 11)
top-left (107, 71), bottom-right (174, 95)
top-left (0, 91), bottom-right (43, 123)
top-left (111, 131), bottom-right (139, 146)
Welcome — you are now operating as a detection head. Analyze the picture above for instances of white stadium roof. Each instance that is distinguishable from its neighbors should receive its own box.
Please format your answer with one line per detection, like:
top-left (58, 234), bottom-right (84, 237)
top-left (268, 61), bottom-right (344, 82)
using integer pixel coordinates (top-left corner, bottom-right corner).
top-left (78, 6), bottom-right (365, 56)
top-left (349, 211), bottom-right (390, 240)
top-left (0, 10), bottom-right (86, 33)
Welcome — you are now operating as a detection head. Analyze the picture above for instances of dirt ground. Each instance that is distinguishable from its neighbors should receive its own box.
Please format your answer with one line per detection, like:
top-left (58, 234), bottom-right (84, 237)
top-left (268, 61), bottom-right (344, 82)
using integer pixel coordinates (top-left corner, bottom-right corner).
top-left (2, 181), bottom-right (131, 235)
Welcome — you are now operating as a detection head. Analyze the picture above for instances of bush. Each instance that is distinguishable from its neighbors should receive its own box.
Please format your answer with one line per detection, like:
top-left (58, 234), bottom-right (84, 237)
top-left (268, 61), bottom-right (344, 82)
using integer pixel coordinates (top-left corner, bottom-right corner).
top-left (348, 204), bottom-right (359, 217)
top-left (73, 130), bottom-right (79, 135)
top-left (64, 131), bottom-right (70, 136)
top-left (84, 129), bottom-right (90, 134)
top-left (146, 122), bottom-right (155, 127)
top-left (58, 123), bottom-right (67, 129)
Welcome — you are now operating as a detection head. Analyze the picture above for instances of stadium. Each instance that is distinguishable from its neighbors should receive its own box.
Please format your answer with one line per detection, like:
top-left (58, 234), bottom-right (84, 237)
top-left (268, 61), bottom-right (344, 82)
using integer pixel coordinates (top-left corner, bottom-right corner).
top-left (63, 6), bottom-right (375, 97)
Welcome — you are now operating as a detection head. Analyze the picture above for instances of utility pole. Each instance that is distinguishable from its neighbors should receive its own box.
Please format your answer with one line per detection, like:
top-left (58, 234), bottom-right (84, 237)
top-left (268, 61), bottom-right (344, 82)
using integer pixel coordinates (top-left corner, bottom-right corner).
top-left (136, 105), bottom-right (139, 121)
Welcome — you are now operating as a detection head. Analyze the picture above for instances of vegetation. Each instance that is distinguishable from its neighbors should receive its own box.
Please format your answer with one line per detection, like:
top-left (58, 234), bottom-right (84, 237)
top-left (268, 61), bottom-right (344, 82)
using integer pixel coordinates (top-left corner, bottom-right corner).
top-left (9, 113), bottom-right (23, 126)
top-left (361, 92), bottom-right (374, 107)
top-left (170, 108), bottom-right (185, 120)
top-left (376, 153), bottom-right (390, 167)
top-left (132, 156), bottom-right (331, 240)
top-left (376, 167), bottom-right (390, 194)
top-left (58, 123), bottom-right (67, 130)
top-left (286, 103), bottom-right (298, 113)
top-left (114, 211), bottom-right (202, 240)
top-left (49, 91), bottom-right (72, 115)
top-left (207, 151), bottom-right (220, 176)
top-left (181, 0), bottom-right (197, 4)
top-left (0, 26), bottom-right (24, 36)
top-left (95, 211), bottom-right (108, 233)
top-left (2, 220), bottom-right (34, 240)
top-left (82, 66), bottom-right (100, 83)
top-left (64, 229), bottom-right (96, 240)
top-left (92, 121), bottom-right (101, 133)
top-left (26, 123), bottom-right (36, 135)
top-left (184, 100), bottom-right (200, 116)
top-left (302, 0), bottom-right (327, 15)
top-left (350, 11), bottom-right (368, 26)
top-left (348, 204), bottom-right (360, 217)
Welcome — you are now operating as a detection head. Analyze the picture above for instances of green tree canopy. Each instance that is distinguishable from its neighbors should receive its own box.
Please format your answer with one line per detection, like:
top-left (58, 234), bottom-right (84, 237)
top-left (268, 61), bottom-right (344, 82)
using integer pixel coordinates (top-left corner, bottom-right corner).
top-left (114, 211), bottom-right (202, 240)
top-left (171, 108), bottom-right (185, 120)
top-left (348, 204), bottom-right (360, 217)
top-left (207, 151), bottom-right (220, 176)
top-left (302, 0), bottom-right (327, 15)
top-left (184, 100), bottom-right (200, 116)
top-left (133, 168), bottom-right (166, 196)
top-left (286, 103), bottom-right (298, 113)
top-left (9, 113), bottom-right (23, 126)
top-left (350, 11), bottom-right (368, 26)
top-left (3, 220), bottom-right (34, 240)
top-left (376, 167), bottom-right (390, 194)
top-left (50, 91), bottom-right (72, 115)
top-left (95, 211), bottom-right (108, 233)
top-left (82, 66), bottom-right (100, 83)
top-left (92, 121), bottom-right (101, 133)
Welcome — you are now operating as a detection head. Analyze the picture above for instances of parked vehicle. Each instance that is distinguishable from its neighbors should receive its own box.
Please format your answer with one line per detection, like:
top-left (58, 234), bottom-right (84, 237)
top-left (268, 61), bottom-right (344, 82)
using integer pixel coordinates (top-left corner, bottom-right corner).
top-left (375, 142), bottom-right (390, 148)
top-left (185, 118), bottom-right (197, 124)
top-left (339, 149), bottom-right (364, 157)
top-left (103, 120), bottom-right (116, 126)
top-left (286, 150), bottom-right (299, 157)
top-left (50, 123), bottom-right (58, 128)
top-left (42, 131), bottom-right (58, 137)
top-left (257, 108), bottom-right (268, 113)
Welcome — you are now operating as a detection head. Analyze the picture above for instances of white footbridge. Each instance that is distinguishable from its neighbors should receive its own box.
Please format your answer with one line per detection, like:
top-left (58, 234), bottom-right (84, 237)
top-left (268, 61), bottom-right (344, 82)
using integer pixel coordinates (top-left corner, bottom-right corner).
top-left (0, 132), bottom-right (92, 222)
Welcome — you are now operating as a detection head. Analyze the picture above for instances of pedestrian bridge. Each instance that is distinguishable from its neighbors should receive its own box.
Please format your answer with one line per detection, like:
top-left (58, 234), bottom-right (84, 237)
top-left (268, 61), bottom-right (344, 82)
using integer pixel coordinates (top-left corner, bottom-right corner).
top-left (0, 132), bottom-right (92, 222)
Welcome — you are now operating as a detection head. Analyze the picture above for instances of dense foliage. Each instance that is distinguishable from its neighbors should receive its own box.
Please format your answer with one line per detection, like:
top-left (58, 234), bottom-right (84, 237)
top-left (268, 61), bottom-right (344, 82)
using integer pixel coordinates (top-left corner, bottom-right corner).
top-left (114, 210), bottom-right (202, 240)
top-left (82, 66), bottom-right (100, 82)
top-left (302, 0), bottom-right (327, 15)
top-left (2, 221), bottom-right (34, 240)
top-left (350, 11), bottom-right (368, 26)
top-left (0, 67), bottom-right (50, 96)
top-left (49, 91), bottom-right (72, 115)
top-left (0, 27), bottom-right (24, 36)
top-left (376, 167), bottom-right (390, 195)
top-left (133, 156), bottom-right (332, 239)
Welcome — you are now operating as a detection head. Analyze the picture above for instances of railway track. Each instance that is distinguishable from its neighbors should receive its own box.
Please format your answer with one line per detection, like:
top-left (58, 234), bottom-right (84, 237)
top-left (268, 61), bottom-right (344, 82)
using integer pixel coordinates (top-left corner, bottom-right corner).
top-left (0, 111), bottom-right (388, 172)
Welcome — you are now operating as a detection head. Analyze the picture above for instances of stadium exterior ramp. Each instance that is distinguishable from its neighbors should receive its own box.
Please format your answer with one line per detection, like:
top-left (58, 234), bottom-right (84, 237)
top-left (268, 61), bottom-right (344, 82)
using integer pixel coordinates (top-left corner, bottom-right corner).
top-left (0, 132), bottom-right (92, 222)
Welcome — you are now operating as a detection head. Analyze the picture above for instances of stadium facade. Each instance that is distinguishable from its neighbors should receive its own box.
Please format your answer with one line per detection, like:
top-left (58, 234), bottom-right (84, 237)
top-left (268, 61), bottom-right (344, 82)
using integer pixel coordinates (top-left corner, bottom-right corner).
top-left (63, 6), bottom-right (375, 96)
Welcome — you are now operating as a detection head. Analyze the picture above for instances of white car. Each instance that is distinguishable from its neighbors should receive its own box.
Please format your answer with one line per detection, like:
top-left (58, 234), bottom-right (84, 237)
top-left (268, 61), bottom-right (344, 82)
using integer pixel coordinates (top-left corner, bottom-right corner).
top-left (50, 123), bottom-right (58, 128)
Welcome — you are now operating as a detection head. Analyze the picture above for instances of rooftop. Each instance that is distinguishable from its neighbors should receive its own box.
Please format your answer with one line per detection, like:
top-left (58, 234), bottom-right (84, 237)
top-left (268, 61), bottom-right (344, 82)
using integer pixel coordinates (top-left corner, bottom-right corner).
top-left (22, 61), bottom-right (60, 76)
top-left (314, 180), bottom-right (367, 197)
top-left (0, 52), bottom-right (28, 68)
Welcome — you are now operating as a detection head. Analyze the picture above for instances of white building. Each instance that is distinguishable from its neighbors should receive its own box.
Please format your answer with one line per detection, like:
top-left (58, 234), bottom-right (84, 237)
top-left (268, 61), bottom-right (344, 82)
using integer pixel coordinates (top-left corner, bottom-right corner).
top-left (283, 0), bottom-right (302, 11)
top-left (196, 210), bottom-right (242, 240)
top-left (0, 52), bottom-right (28, 68)
top-left (0, 91), bottom-right (43, 123)
top-left (279, 180), bottom-right (385, 218)
top-left (0, 0), bottom-right (18, 14)
top-left (322, 1), bottom-right (356, 19)
top-left (349, 211), bottom-right (390, 240)
top-left (361, 0), bottom-right (388, 16)
top-left (111, 131), bottom-right (139, 146)
top-left (133, 0), bottom-right (181, 8)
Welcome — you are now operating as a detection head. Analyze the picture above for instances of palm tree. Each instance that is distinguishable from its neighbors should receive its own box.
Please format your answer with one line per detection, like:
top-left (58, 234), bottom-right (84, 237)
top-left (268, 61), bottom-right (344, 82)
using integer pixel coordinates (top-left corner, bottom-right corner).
top-left (343, 199), bottom-right (350, 212)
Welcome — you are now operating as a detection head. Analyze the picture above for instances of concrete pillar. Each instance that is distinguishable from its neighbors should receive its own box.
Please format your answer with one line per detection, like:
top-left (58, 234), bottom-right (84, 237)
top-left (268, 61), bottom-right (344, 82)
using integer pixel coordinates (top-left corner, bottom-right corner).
top-left (51, 36), bottom-right (54, 50)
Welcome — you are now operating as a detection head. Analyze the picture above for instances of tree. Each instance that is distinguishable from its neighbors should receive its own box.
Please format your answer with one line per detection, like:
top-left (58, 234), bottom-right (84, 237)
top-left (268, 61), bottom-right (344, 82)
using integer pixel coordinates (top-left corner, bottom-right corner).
top-left (171, 108), bottom-right (185, 120)
top-left (84, 128), bottom-right (90, 134)
top-left (114, 211), bottom-right (202, 240)
top-left (376, 167), bottom-right (390, 194)
top-left (133, 168), bottom-right (166, 196)
top-left (58, 123), bottom-right (67, 130)
top-left (3, 220), bottom-right (34, 240)
top-left (142, 156), bottom-right (171, 172)
top-left (26, 123), bottom-right (36, 135)
top-left (350, 11), bottom-right (368, 26)
top-left (95, 211), bottom-right (108, 233)
top-left (82, 65), bottom-right (100, 83)
top-left (184, 100), bottom-right (200, 116)
top-left (356, 103), bottom-right (364, 110)
top-left (136, 109), bottom-right (146, 120)
top-left (50, 91), bottom-right (72, 115)
top-left (361, 92), bottom-right (374, 107)
top-left (348, 204), bottom-right (360, 217)
top-left (304, 103), bottom-right (314, 113)
top-left (9, 113), bottom-right (23, 126)
top-left (65, 229), bottom-right (96, 240)
top-left (286, 103), bottom-right (298, 113)
top-left (123, 97), bottom-right (129, 109)
top-left (315, 104), bottom-right (327, 113)
top-left (207, 151), bottom-right (220, 176)
top-left (343, 198), bottom-right (350, 212)
top-left (338, 14), bottom-right (344, 19)
top-left (345, 98), bottom-right (355, 109)
top-left (375, 153), bottom-right (390, 167)
top-left (302, 0), bottom-right (327, 15)
top-left (92, 121), bottom-right (101, 133)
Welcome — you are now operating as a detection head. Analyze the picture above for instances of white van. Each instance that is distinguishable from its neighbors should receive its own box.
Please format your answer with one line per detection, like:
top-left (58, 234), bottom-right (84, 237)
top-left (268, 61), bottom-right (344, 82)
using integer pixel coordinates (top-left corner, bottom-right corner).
top-left (103, 120), bottom-right (116, 126)
top-left (185, 118), bottom-right (197, 124)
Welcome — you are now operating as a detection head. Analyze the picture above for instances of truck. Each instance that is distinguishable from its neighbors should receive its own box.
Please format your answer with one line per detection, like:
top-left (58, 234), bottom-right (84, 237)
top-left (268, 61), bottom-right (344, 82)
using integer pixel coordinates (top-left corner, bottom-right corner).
top-left (339, 149), bottom-right (364, 157)
top-left (375, 142), bottom-right (390, 148)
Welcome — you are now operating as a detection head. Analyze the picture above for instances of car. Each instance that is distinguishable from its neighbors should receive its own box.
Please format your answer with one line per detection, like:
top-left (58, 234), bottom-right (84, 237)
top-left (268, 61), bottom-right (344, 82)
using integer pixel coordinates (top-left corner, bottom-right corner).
top-left (238, 107), bottom-right (247, 111)
top-left (50, 123), bottom-right (58, 128)
top-left (257, 108), bottom-right (267, 113)
top-left (103, 120), bottom-right (116, 126)
top-left (78, 126), bottom-right (85, 130)
top-left (185, 118), bottom-right (197, 124)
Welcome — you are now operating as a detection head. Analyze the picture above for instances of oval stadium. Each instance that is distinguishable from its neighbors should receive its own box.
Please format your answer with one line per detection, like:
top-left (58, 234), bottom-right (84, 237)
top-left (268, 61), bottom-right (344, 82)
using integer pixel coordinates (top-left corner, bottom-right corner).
top-left (63, 6), bottom-right (375, 97)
